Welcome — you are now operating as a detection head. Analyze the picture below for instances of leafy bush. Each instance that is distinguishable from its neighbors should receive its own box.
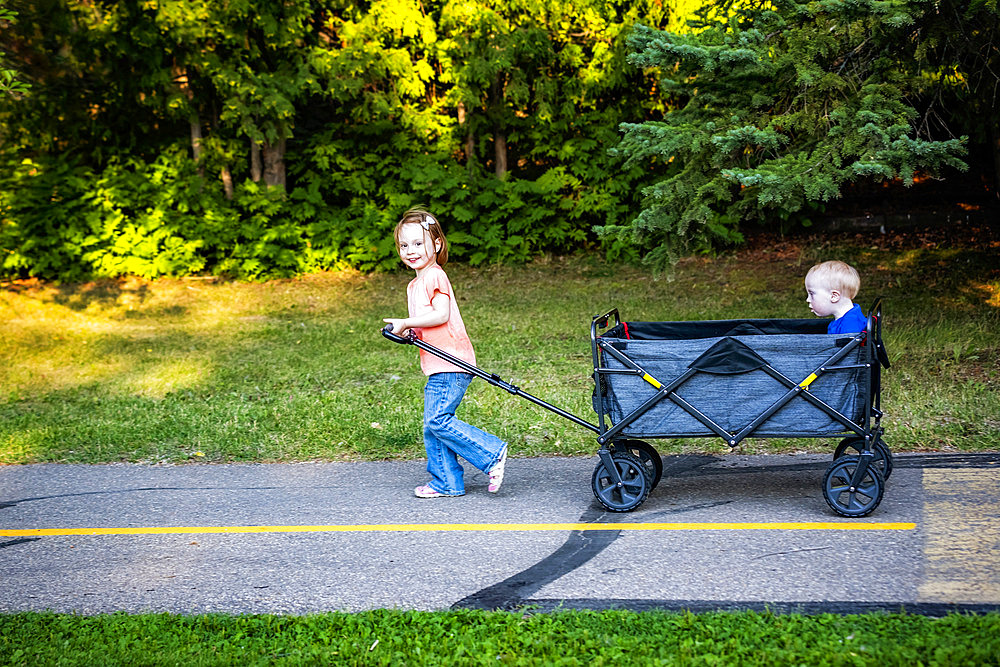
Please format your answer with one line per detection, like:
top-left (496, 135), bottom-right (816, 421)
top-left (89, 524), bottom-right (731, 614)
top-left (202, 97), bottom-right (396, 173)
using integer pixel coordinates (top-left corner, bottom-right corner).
top-left (1, 148), bottom-right (229, 280)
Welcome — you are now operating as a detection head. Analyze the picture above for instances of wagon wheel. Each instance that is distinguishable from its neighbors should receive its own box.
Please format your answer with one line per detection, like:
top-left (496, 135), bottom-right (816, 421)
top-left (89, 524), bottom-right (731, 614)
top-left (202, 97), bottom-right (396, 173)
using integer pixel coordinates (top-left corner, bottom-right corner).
top-left (833, 436), bottom-right (893, 481)
top-left (822, 456), bottom-right (885, 518)
top-left (614, 439), bottom-right (662, 490)
top-left (592, 451), bottom-right (650, 513)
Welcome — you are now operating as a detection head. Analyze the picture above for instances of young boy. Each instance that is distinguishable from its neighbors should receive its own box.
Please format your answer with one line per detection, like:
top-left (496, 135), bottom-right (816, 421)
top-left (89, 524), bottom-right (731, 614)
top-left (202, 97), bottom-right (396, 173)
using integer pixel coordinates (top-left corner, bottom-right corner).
top-left (804, 260), bottom-right (868, 334)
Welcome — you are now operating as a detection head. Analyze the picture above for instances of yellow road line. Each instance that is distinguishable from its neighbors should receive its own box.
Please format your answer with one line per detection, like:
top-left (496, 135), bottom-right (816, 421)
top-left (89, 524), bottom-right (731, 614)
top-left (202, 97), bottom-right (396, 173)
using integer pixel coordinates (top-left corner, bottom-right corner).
top-left (1, 521), bottom-right (915, 537)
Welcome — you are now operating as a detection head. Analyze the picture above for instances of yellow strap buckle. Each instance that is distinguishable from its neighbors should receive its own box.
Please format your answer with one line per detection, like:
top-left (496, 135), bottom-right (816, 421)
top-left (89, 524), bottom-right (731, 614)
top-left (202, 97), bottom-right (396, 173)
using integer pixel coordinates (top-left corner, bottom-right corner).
top-left (642, 372), bottom-right (662, 389)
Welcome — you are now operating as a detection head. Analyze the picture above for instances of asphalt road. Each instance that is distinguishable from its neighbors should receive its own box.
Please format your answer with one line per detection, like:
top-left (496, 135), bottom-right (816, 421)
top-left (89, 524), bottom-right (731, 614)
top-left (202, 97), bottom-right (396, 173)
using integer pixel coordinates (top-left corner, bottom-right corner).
top-left (2, 452), bottom-right (998, 616)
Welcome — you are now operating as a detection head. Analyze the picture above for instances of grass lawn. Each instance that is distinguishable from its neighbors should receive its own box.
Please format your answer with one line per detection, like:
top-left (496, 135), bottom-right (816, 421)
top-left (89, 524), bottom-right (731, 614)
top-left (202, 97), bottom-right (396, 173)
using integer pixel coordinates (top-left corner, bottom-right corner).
top-left (2, 609), bottom-right (999, 666)
top-left (1, 226), bottom-right (998, 464)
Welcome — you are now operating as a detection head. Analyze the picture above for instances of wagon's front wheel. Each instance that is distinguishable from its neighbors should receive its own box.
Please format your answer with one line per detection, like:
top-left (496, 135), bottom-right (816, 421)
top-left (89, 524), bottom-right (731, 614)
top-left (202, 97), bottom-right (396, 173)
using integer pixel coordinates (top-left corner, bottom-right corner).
top-left (834, 437), bottom-right (893, 480)
top-left (592, 451), bottom-right (650, 513)
top-left (615, 440), bottom-right (663, 490)
top-left (822, 455), bottom-right (885, 517)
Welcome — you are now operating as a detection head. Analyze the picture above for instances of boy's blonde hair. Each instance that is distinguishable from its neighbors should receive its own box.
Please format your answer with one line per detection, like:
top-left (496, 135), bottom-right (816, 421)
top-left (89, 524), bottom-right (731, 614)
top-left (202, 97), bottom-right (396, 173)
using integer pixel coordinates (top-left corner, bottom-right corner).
top-left (394, 207), bottom-right (448, 266)
top-left (806, 260), bottom-right (860, 299)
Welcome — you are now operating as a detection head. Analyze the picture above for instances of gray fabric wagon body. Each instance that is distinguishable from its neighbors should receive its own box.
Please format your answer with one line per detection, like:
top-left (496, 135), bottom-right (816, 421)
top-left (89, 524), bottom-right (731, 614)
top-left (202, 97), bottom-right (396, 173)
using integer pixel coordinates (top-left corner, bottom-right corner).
top-left (595, 319), bottom-right (867, 438)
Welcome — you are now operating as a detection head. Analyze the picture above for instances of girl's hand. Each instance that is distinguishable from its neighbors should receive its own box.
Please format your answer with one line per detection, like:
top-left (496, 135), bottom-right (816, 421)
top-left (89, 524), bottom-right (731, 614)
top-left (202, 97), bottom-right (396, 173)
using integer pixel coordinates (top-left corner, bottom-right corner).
top-left (382, 294), bottom-right (448, 336)
top-left (382, 318), bottom-right (409, 336)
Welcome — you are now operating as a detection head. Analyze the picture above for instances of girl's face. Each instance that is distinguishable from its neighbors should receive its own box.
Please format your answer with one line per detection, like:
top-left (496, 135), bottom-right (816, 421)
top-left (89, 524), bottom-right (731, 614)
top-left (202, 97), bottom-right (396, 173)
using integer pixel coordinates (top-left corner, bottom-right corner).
top-left (805, 276), bottom-right (839, 317)
top-left (397, 223), bottom-right (439, 272)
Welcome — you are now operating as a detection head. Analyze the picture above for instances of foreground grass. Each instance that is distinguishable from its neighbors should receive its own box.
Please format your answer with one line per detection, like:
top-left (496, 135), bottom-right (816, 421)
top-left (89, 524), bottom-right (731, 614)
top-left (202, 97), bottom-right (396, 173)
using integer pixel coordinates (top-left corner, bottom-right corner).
top-left (2, 609), bottom-right (999, 666)
top-left (1, 227), bottom-right (998, 464)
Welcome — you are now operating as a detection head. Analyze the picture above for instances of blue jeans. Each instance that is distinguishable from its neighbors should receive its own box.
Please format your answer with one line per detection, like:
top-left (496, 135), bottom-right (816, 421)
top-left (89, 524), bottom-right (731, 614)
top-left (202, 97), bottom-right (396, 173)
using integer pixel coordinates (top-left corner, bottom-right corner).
top-left (423, 372), bottom-right (507, 495)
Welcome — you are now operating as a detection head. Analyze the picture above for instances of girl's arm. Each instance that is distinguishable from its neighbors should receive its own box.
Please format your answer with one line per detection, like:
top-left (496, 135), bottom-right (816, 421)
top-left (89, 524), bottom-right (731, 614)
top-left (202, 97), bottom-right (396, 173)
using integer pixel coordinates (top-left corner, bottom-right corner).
top-left (383, 292), bottom-right (450, 336)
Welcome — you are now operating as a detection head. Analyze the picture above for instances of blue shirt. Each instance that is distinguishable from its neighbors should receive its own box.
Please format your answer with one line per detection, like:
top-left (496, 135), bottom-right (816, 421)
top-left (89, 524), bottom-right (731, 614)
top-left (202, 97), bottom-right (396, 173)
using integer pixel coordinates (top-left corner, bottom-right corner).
top-left (828, 303), bottom-right (867, 334)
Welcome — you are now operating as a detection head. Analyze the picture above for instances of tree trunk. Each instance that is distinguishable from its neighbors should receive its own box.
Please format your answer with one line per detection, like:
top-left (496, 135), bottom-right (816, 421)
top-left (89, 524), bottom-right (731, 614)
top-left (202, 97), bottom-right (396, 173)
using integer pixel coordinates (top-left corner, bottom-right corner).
top-left (262, 138), bottom-right (286, 189)
top-left (221, 166), bottom-right (234, 200)
top-left (173, 63), bottom-right (203, 173)
top-left (466, 132), bottom-right (476, 174)
top-left (458, 102), bottom-right (469, 159)
top-left (494, 131), bottom-right (507, 179)
top-left (992, 121), bottom-right (1000, 199)
top-left (458, 102), bottom-right (476, 173)
top-left (490, 74), bottom-right (507, 179)
top-left (189, 117), bottom-right (202, 163)
top-left (250, 141), bottom-right (262, 182)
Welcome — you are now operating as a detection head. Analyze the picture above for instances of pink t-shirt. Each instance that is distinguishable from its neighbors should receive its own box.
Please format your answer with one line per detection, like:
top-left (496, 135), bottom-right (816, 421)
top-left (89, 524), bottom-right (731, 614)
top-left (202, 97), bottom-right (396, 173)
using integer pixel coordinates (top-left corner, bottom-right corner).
top-left (407, 265), bottom-right (476, 375)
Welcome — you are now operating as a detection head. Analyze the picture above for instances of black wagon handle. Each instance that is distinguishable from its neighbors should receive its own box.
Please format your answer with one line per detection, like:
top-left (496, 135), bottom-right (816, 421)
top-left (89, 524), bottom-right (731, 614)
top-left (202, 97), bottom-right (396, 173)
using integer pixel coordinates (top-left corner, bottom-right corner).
top-left (381, 324), bottom-right (414, 345)
top-left (379, 322), bottom-right (600, 434)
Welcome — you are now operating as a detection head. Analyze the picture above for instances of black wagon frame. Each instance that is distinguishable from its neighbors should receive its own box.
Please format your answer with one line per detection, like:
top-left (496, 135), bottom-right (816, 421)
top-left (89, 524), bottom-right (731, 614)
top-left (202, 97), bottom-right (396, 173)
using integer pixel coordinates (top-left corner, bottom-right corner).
top-left (382, 298), bottom-right (891, 516)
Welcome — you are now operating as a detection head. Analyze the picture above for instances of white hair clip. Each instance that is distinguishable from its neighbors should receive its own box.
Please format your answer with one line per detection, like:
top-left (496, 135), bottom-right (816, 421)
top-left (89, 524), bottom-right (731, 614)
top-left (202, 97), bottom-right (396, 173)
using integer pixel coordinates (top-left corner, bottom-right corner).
top-left (420, 214), bottom-right (437, 231)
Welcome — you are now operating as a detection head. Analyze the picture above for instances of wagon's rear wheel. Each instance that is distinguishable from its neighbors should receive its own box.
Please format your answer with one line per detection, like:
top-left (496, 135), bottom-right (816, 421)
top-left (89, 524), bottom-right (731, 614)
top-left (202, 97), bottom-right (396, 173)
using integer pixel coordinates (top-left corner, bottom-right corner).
top-left (822, 455), bottom-right (885, 517)
top-left (614, 439), bottom-right (662, 490)
top-left (834, 436), bottom-right (893, 480)
top-left (592, 451), bottom-right (650, 513)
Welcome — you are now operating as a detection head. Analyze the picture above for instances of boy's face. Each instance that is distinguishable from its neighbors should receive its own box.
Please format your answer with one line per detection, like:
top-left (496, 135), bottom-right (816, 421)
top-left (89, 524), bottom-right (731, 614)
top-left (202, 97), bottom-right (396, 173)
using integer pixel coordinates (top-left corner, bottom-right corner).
top-left (397, 223), bottom-right (439, 272)
top-left (805, 276), bottom-right (840, 317)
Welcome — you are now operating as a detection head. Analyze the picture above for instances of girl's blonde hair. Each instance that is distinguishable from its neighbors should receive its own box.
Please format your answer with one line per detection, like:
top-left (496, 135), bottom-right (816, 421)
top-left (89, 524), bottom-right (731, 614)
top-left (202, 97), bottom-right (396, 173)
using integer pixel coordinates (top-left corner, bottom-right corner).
top-left (806, 260), bottom-right (860, 299)
top-left (394, 207), bottom-right (448, 266)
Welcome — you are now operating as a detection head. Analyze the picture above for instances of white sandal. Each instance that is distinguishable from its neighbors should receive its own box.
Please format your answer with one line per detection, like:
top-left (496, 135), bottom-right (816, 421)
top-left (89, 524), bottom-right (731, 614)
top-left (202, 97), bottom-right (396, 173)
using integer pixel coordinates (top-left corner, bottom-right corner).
top-left (487, 447), bottom-right (507, 493)
top-left (414, 484), bottom-right (462, 498)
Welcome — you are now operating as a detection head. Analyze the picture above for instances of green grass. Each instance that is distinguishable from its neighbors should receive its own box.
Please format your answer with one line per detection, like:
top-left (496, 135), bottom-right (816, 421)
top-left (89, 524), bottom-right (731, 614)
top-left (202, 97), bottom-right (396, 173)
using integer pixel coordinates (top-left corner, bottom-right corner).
top-left (1, 609), bottom-right (998, 666)
top-left (1, 230), bottom-right (998, 464)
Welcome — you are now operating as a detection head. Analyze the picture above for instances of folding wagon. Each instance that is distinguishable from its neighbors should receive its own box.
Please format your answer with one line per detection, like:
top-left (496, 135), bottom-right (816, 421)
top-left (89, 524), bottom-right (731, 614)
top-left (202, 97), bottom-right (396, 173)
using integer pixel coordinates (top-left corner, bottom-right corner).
top-left (382, 298), bottom-right (892, 516)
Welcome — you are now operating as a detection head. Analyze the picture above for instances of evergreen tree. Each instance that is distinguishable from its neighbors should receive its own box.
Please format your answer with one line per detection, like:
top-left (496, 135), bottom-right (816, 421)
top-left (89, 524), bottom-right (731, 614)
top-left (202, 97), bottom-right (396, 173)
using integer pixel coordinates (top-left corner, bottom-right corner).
top-left (605, 0), bottom-right (997, 268)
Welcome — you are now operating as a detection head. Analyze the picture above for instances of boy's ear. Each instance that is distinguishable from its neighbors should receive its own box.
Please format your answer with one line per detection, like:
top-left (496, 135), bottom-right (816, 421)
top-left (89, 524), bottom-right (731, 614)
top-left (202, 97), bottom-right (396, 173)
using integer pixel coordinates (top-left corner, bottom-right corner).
top-left (829, 289), bottom-right (842, 303)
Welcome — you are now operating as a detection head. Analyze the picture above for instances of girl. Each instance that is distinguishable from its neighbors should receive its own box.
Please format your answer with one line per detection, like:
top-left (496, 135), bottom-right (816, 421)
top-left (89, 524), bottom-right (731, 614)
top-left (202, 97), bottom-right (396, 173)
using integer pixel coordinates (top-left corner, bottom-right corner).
top-left (383, 208), bottom-right (508, 498)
